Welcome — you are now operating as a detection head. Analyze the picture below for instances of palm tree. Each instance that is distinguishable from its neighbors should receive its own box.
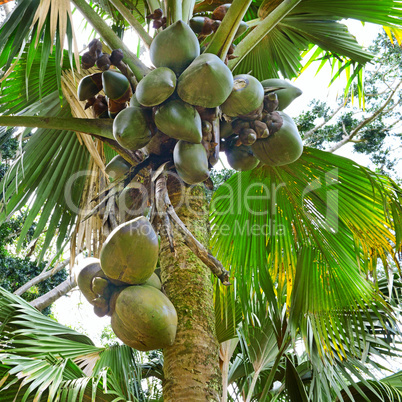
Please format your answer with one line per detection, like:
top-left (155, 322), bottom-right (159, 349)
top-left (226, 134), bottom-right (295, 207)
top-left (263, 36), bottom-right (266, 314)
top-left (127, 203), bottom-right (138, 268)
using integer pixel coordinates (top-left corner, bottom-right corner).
top-left (0, 0), bottom-right (402, 400)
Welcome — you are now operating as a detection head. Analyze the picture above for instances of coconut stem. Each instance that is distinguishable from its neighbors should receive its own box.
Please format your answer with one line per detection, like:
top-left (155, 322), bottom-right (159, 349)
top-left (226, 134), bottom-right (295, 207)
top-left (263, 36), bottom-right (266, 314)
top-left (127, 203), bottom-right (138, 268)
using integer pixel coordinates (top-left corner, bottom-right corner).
top-left (0, 115), bottom-right (114, 139)
top-left (182, 0), bottom-right (196, 23)
top-left (166, 0), bottom-right (182, 25)
top-left (228, 0), bottom-right (302, 71)
top-left (72, 0), bottom-right (151, 81)
top-left (109, 0), bottom-right (153, 48)
top-left (205, 0), bottom-right (252, 60)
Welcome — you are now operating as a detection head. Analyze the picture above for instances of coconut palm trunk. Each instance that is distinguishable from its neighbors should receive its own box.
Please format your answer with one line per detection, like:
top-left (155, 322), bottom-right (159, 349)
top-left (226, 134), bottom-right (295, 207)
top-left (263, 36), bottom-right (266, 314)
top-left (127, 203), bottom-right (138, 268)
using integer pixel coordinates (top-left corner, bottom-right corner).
top-left (159, 180), bottom-right (221, 401)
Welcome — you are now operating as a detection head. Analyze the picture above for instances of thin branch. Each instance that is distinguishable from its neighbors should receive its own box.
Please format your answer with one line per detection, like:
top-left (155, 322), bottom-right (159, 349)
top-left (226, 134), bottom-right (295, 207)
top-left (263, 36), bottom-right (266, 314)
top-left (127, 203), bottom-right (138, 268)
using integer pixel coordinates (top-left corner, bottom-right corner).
top-left (304, 101), bottom-right (347, 141)
top-left (228, 0), bottom-right (302, 71)
top-left (14, 258), bottom-right (71, 296)
top-left (30, 276), bottom-right (77, 311)
top-left (155, 175), bottom-right (230, 285)
top-left (155, 173), bottom-right (175, 252)
top-left (108, 0), bottom-right (153, 47)
top-left (0, 115), bottom-right (114, 139)
top-left (328, 80), bottom-right (402, 153)
top-left (72, 0), bottom-right (151, 81)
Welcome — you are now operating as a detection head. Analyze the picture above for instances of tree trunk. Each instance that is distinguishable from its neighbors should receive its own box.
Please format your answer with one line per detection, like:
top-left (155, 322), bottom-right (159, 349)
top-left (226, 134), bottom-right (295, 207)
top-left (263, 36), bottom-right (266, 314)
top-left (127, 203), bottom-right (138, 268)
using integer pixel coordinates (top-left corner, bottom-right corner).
top-left (159, 180), bottom-right (222, 401)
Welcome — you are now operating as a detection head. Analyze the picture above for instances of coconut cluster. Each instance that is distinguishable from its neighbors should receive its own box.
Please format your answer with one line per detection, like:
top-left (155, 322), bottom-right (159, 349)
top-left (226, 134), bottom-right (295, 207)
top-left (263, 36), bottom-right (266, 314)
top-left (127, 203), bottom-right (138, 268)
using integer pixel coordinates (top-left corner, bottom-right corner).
top-left (77, 9), bottom-right (303, 184)
top-left (77, 217), bottom-right (177, 351)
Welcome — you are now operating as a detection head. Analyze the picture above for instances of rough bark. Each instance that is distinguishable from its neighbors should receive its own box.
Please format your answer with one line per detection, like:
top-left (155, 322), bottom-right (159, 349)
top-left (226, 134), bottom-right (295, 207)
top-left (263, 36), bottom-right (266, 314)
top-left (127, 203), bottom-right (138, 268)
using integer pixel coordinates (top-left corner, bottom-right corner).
top-left (159, 179), bottom-right (222, 401)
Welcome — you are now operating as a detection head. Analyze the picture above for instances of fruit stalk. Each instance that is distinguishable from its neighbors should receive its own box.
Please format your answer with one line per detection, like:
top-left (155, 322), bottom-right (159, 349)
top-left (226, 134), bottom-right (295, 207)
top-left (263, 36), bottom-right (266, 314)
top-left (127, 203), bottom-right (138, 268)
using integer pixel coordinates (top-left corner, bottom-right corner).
top-left (72, 0), bottom-right (151, 80)
top-left (109, 0), bottom-right (153, 47)
top-left (228, 0), bottom-right (302, 71)
top-left (0, 115), bottom-right (114, 139)
top-left (205, 0), bottom-right (252, 60)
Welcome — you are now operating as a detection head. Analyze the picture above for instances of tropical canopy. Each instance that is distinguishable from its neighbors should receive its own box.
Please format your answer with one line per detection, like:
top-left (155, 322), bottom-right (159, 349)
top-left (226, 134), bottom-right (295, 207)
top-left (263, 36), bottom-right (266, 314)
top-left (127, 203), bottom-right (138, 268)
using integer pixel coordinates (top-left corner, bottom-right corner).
top-left (0, 0), bottom-right (402, 401)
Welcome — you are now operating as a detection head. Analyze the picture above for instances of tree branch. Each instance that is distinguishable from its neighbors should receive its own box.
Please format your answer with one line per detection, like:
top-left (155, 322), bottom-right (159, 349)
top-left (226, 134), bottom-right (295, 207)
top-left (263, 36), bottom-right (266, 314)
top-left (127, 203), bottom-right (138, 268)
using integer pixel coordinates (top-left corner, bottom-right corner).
top-left (228, 0), bottom-right (302, 71)
top-left (108, 0), bottom-right (153, 48)
top-left (72, 0), bottom-right (151, 81)
top-left (14, 258), bottom-right (70, 296)
top-left (304, 101), bottom-right (347, 142)
top-left (328, 80), bottom-right (402, 153)
top-left (155, 174), bottom-right (230, 285)
top-left (0, 115), bottom-right (114, 139)
top-left (30, 276), bottom-right (77, 311)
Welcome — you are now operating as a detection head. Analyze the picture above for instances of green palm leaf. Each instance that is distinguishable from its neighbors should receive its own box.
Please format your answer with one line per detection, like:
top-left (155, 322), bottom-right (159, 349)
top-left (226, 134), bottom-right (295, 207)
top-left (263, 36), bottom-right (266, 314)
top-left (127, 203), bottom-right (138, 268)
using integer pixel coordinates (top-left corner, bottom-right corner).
top-left (210, 147), bottom-right (402, 359)
top-left (227, 0), bottom-right (402, 84)
top-left (0, 287), bottom-right (158, 401)
top-left (0, 44), bottom-right (93, 259)
top-left (0, 0), bottom-right (78, 95)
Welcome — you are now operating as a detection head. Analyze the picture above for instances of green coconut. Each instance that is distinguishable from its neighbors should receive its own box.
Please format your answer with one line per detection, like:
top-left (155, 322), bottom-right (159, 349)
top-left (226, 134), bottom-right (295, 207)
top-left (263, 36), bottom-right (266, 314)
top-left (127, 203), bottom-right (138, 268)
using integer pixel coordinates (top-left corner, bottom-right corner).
top-left (144, 272), bottom-right (162, 290)
top-left (77, 258), bottom-right (107, 305)
top-left (220, 119), bottom-right (235, 138)
top-left (261, 79), bottom-right (302, 110)
top-left (116, 179), bottom-right (144, 215)
top-left (113, 106), bottom-right (152, 150)
top-left (105, 155), bottom-right (131, 180)
top-left (136, 67), bottom-right (176, 107)
top-left (251, 112), bottom-right (303, 166)
top-left (177, 53), bottom-right (233, 108)
top-left (102, 70), bottom-right (132, 103)
top-left (173, 141), bottom-right (209, 184)
top-left (234, 21), bottom-right (248, 39)
top-left (189, 16), bottom-right (206, 34)
top-left (225, 144), bottom-right (259, 171)
top-left (150, 20), bottom-right (200, 74)
top-left (111, 285), bottom-right (177, 351)
top-left (154, 99), bottom-right (202, 143)
top-left (100, 216), bottom-right (159, 285)
top-left (221, 74), bottom-right (264, 117)
top-left (130, 93), bottom-right (142, 107)
top-left (77, 73), bottom-right (103, 101)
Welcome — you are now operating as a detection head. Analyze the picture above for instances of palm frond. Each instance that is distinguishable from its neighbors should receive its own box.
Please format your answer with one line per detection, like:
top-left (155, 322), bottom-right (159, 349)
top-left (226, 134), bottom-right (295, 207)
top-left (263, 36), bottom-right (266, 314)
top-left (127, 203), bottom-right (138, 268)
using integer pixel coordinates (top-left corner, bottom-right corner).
top-left (210, 147), bottom-right (402, 362)
top-left (0, 0), bottom-right (79, 95)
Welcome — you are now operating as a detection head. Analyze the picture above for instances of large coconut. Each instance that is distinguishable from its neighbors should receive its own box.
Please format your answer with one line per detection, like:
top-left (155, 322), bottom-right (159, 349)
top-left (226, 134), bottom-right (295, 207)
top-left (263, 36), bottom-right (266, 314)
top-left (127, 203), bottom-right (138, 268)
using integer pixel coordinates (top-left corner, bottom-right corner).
top-left (105, 155), bottom-right (131, 180)
top-left (135, 67), bottom-right (176, 107)
top-left (100, 216), bottom-right (159, 285)
top-left (76, 258), bottom-right (107, 305)
top-left (154, 99), bottom-right (202, 143)
top-left (221, 74), bottom-right (264, 117)
top-left (251, 112), bottom-right (303, 166)
top-left (102, 70), bottom-right (132, 103)
top-left (225, 144), bottom-right (259, 171)
top-left (150, 20), bottom-right (200, 74)
top-left (260, 79), bottom-right (302, 111)
top-left (111, 285), bottom-right (177, 351)
top-left (173, 141), bottom-right (209, 184)
top-left (77, 73), bottom-right (103, 101)
top-left (177, 53), bottom-right (233, 108)
top-left (112, 106), bottom-right (152, 150)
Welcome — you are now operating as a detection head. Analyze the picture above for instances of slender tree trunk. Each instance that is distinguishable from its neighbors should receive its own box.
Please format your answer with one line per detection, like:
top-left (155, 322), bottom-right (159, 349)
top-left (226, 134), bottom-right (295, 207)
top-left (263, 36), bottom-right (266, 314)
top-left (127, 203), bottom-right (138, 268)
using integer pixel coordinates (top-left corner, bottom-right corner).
top-left (159, 180), bottom-right (222, 401)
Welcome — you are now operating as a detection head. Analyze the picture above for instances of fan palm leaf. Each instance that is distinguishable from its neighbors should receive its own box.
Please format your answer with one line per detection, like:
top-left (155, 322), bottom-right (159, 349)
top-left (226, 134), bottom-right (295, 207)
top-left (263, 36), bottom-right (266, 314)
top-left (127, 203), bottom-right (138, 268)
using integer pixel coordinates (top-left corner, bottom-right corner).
top-left (0, 287), bottom-right (158, 401)
top-left (210, 147), bottom-right (402, 361)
